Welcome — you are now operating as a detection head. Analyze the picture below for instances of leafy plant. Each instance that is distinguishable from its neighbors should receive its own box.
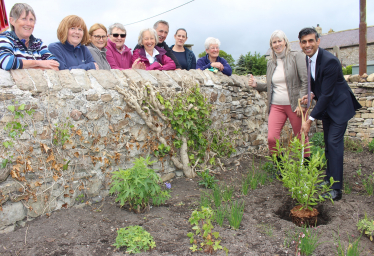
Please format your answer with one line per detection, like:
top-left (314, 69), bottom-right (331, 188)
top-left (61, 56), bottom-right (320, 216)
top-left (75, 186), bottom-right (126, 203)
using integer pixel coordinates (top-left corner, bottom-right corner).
top-left (344, 137), bottom-right (363, 152)
top-left (212, 185), bottom-right (222, 208)
top-left (109, 156), bottom-right (170, 213)
top-left (296, 226), bottom-right (322, 256)
top-left (271, 137), bottom-right (336, 211)
top-left (335, 230), bottom-right (362, 256)
top-left (210, 128), bottom-right (237, 158)
top-left (310, 132), bottom-right (325, 148)
top-left (221, 184), bottom-right (234, 202)
top-left (228, 200), bottom-right (245, 230)
top-left (153, 143), bottom-right (170, 157)
top-left (342, 65), bottom-right (353, 75)
top-left (197, 169), bottom-right (218, 189)
top-left (261, 161), bottom-right (277, 178)
top-left (52, 119), bottom-right (73, 146)
top-left (113, 225), bottom-right (156, 254)
top-left (214, 205), bottom-right (227, 227)
top-left (187, 207), bottom-right (228, 254)
top-left (357, 213), bottom-right (374, 241)
top-left (362, 172), bottom-right (374, 196)
top-left (200, 191), bottom-right (212, 208)
top-left (369, 138), bottom-right (374, 153)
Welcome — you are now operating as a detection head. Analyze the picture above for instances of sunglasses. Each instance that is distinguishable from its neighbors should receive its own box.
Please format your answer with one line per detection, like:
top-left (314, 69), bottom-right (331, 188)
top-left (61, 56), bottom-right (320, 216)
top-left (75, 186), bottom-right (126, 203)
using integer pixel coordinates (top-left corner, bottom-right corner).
top-left (93, 35), bottom-right (107, 40)
top-left (111, 33), bottom-right (126, 38)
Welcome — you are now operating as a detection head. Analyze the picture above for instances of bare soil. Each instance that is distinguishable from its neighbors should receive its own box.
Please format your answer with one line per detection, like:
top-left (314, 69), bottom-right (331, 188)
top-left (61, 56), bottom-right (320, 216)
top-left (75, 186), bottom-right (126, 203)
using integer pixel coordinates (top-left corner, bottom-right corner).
top-left (0, 149), bottom-right (374, 256)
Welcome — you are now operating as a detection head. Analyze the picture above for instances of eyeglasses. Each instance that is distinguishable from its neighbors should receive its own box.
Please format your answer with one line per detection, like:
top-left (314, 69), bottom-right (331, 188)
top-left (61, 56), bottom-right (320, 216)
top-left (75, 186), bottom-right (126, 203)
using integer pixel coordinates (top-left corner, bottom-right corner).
top-left (93, 35), bottom-right (107, 40)
top-left (111, 33), bottom-right (126, 38)
top-left (209, 47), bottom-right (219, 50)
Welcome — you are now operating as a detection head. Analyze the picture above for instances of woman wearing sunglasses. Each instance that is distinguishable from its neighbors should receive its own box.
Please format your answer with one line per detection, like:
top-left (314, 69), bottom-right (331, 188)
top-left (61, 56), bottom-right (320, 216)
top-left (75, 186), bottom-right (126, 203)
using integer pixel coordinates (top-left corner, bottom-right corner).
top-left (106, 23), bottom-right (133, 70)
top-left (49, 15), bottom-right (98, 70)
top-left (86, 23), bottom-right (110, 70)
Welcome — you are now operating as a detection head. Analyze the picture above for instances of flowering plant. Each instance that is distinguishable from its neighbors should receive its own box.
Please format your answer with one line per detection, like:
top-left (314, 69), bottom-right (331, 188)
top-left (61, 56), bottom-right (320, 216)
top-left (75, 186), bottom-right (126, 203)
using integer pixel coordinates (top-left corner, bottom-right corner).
top-left (270, 136), bottom-right (336, 211)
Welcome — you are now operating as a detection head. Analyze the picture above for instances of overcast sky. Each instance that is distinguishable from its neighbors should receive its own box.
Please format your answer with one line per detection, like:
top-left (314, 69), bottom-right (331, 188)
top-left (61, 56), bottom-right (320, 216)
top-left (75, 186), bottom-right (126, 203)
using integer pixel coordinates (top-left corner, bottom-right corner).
top-left (4, 0), bottom-right (374, 62)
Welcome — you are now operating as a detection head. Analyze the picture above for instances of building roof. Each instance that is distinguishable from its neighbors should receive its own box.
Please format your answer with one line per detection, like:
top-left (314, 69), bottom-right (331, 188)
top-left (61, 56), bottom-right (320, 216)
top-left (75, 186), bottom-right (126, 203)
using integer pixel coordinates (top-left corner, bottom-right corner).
top-left (265, 25), bottom-right (374, 55)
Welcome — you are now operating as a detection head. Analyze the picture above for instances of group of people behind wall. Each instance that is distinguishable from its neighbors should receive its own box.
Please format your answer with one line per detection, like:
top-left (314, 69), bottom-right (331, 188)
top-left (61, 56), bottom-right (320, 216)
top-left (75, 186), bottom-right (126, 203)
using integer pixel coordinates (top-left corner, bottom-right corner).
top-left (0, 3), bottom-right (232, 75)
top-left (1, 3), bottom-right (362, 201)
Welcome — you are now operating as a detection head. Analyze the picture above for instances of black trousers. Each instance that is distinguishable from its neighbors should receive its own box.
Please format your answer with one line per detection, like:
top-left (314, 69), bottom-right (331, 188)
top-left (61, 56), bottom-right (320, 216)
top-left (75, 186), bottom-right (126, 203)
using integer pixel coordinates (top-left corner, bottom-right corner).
top-left (322, 115), bottom-right (348, 190)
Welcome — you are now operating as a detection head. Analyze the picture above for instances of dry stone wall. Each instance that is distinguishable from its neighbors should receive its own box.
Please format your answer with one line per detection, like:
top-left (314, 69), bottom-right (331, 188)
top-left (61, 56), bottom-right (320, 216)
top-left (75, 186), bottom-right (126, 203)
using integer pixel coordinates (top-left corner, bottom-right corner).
top-left (0, 69), bottom-right (268, 232)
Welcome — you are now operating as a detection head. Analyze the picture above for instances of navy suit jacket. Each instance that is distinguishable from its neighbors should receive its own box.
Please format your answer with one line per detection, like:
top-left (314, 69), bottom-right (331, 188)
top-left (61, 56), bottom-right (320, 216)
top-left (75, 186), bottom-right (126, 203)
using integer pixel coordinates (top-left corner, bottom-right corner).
top-left (309, 48), bottom-right (361, 124)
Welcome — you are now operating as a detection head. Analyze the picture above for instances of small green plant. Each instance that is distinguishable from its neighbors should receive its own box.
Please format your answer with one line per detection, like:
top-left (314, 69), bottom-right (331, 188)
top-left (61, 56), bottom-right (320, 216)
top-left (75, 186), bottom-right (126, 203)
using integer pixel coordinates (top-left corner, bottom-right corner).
top-left (75, 194), bottom-right (85, 203)
top-left (214, 204), bottom-right (227, 227)
top-left (369, 138), bottom-right (374, 153)
top-left (221, 184), bottom-right (234, 202)
top-left (109, 156), bottom-right (170, 213)
top-left (212, 185), bottom-right (222, 208)
top-left (113, 225), bottom-right (156, 254)
top-left (200, 191), bottom-right (212, 208)
top-left (228, 200), bottom-right (245, 230)
top-left (257, 223), bottom-right (274, 237)
top-left (335, 230), bottom-right (362, 256)
top-left (356, 165), bottom-right (362, 177)
top-left (271, 137), bottom-right (336, 211)
top-left (362, 172), bottom-right (374, 196)
top-left (197, 169), bottom-right (218, 189)
top-left (187, 207), bottom-right (228, 254)
top-left (357, 213), bottom-right (374, 241)
top-left (344, 181), bottom-right (352, 195)
top-left (342, 65), bottom-right (353, 75)
top-left (344, 137), bottom-right (363, 152)
top-left (241, 174), bottom-right (251, 195)
top-left (153, 143), bottom-right (170, 157)
top-left (296, 226), bottom-right (322, 256)
top-left (310, 132), bottom-right (325, 148)
top-left (53, 119), bottom-right (73, 146)
top-left (261, 161), bottom-right (277, 178)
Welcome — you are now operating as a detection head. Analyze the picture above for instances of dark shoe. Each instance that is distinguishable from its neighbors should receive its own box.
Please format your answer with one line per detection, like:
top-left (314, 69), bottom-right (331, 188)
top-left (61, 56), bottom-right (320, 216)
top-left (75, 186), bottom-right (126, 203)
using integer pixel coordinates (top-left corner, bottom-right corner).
top-left (317, 180), bottom-right (330, 189)
top-left (322, 189), bottom-right (342, 201)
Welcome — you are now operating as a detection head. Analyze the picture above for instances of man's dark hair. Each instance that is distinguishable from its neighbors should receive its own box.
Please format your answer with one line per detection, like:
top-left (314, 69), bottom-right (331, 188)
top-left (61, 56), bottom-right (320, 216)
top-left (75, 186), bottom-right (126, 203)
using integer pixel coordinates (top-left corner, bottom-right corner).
top-left (298, 27), bottom-right (320, 41)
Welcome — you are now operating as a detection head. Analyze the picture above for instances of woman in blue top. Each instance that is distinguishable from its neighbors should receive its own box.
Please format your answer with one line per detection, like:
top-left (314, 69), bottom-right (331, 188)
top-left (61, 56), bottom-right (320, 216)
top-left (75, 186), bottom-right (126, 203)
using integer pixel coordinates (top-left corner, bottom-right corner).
top-left (170, 28), bottom-right (196, 70)
top-left (49, 15), bottom-right (98, 70)
top-left (196, 37), bottom-right (232, 76)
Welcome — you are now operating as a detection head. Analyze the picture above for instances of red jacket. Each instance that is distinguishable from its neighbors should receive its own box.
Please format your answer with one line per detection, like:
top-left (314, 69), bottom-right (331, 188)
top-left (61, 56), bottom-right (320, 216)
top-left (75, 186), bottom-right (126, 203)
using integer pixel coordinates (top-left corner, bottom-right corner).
top-left (132, 46), bottom-right (176, 71)
top-left (105, 39), bottom-right (132, 70)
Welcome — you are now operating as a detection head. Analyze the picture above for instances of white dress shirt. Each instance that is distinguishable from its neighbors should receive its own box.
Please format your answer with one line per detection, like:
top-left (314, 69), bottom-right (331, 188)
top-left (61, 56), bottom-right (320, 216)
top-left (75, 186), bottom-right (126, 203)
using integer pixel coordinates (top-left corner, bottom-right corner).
top-left (308, 49), bottom-right (319, 121)
top-left (145, 48), bottom-right (159, 64)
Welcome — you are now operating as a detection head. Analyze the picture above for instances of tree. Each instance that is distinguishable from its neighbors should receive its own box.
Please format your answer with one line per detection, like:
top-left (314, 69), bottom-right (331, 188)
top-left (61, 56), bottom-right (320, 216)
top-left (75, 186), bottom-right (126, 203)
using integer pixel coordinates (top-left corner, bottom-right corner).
top-left (234, 51), bottom-right (267, 76)
top-left (198, 50), bottom-right (236, 69)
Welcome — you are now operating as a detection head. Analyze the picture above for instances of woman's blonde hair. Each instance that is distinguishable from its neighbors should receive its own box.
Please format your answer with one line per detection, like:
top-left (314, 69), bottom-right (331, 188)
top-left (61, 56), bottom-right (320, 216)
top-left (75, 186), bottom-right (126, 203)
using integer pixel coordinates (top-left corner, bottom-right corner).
top-left (269, 30), bottom-right (290, 62)
top-left (86, 23), bottom-right (107, 46)
top-left (57, 15), bottom-right (89, 45)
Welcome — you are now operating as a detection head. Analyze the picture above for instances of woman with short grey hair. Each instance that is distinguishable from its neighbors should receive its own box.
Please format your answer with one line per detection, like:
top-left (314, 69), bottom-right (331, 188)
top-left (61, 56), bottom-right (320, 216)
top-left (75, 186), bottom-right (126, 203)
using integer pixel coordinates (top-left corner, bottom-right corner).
top-left (196, 37), bottom-right (231, 76)
top-left (131, 28), bottom-right (175, 70)
top-left (105, 22), bottom-right (133, 69)
top-left (0, 3), bottom-right (59, 70)
top-left (248, 30), bottom-right (309, 159)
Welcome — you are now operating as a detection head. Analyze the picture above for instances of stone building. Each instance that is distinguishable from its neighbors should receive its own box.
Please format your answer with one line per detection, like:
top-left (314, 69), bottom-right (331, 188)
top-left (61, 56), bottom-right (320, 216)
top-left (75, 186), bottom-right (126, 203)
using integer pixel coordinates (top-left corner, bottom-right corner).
top-left (265, 25), bottom-right (374, 66)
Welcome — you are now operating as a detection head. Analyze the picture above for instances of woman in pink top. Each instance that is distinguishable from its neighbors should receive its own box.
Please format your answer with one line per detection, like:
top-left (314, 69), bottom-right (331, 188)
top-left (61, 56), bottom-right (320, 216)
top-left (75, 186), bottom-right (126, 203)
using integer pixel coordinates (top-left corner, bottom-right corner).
top-left (105, 23), bottom-right (133, 70)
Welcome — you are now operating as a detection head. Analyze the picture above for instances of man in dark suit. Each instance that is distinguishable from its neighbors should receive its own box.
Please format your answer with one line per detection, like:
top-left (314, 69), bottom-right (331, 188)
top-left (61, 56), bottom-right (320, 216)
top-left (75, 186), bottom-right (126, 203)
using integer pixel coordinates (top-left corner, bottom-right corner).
top-left (299, 27), bottom-right (361, 201)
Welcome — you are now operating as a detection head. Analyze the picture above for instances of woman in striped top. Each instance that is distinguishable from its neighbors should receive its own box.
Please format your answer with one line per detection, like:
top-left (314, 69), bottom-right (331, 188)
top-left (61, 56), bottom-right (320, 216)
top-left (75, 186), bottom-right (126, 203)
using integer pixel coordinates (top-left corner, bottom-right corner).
top-left (0, 3), bottom-right (59, 71)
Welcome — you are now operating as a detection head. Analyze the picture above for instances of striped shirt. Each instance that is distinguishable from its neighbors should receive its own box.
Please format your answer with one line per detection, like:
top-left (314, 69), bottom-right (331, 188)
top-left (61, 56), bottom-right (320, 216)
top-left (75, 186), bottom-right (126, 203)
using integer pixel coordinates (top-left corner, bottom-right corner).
top-left (0, 31), bottom-right (57, 70)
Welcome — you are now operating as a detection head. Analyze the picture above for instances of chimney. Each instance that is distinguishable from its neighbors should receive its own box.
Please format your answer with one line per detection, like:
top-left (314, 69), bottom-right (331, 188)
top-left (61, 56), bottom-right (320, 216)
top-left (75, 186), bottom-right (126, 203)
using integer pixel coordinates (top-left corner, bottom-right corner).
top-left (316, 24), bottom-right (322, 35)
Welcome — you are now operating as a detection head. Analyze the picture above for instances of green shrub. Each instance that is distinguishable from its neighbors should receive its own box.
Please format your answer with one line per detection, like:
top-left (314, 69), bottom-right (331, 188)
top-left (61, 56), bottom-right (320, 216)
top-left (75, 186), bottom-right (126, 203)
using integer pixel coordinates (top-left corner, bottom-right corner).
top-left (109, 156), bottom-right (170, 213)
top-left (197, 169), bottom-right (218, 189)
top-left (310, 132), bottom-right (325, 148)
top-left (113, 225), bottom-right (156, 254)
top-left (368, 138), bottom-right (374, 153)
top-left (344, 137), bottom-right (363, 152)
top-left (342, 65), bottom-right (353, 75)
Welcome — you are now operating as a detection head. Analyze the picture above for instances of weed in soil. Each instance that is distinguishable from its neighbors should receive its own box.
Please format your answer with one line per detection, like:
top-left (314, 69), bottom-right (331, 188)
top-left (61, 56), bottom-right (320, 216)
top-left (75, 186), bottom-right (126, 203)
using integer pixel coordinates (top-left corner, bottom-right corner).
top-left (228, 200), bottom-right (245, 230)
top-left (335, 229), bottom-right (363, 256)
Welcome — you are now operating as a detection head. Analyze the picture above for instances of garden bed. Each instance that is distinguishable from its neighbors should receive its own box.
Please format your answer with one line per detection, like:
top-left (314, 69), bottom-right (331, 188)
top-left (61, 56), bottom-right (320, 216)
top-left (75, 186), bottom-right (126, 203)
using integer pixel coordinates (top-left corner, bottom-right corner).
top-left (0, 149), bottom-right (373, 255)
